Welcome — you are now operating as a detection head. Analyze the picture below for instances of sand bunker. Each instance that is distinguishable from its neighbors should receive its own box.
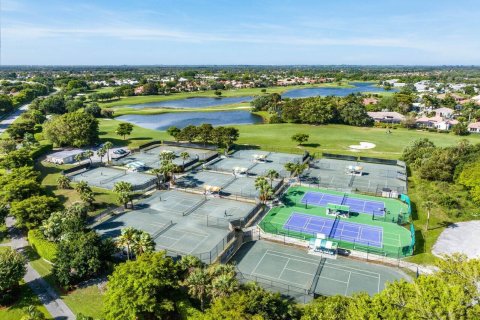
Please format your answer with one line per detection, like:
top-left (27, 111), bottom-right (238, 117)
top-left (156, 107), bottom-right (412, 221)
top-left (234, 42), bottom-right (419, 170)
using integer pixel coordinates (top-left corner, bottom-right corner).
top-left (349, 142), bottom-right (376, 150)
top-left (432, 221), bottom-right (480, 259)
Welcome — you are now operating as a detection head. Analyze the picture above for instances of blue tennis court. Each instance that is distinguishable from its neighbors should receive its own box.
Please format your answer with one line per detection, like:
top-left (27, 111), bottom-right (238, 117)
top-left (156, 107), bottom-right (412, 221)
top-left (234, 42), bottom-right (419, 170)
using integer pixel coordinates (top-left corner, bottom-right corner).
top-left (284, 212), bottom-right (383, 247)
top-left (301, 191), bottom-right (386, 217)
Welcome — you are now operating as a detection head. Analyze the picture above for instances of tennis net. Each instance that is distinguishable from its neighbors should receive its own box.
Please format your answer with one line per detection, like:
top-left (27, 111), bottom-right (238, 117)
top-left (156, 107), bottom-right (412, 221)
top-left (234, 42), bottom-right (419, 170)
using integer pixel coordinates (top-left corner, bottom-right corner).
top-left (182, 199), bottom-right (208, 216)
top-left (99, 171), bottom-right (126, 185)
top-left (308, 257), bottom-right (326, 294)
top-left (151, 221), bottom-right (174, 239)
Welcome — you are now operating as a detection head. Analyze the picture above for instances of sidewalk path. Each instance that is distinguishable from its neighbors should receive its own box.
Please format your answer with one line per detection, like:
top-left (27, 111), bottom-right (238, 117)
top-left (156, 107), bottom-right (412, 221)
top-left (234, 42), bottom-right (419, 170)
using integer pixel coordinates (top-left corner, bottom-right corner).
top-left (5, 217), bottom-right (76, 320)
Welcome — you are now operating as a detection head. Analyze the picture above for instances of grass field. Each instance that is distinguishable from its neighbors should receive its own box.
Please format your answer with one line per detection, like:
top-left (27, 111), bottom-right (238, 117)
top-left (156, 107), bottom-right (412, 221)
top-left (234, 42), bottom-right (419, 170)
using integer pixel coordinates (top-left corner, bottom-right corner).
top-left (260, 186), bottom-right (412, 258)
top-left (111, 102), bottom-right (251, 116)
top-left (99, 120), bottom-right (480, 158)
top-left (99, 82), bottom-right (352, 108)
top-left (35, 160), bottom-right (119, 217)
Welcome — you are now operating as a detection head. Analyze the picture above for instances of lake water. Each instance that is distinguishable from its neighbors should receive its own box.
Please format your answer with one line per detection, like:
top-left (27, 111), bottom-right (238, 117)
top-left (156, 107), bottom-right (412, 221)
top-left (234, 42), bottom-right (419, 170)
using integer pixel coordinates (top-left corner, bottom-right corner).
top-left (121, 82), bottom-right (393, 110)
top-left (124, 96), bottom-right (253, 109)
top-left (282, 82), bottom-right (396, 99)
top-left (116, 110), bottom-right (263, 130)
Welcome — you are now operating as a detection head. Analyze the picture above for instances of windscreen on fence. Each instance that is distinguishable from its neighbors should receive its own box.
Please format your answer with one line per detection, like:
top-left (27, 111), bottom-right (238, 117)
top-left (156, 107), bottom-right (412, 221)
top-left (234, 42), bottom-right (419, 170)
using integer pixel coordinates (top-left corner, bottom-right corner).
top-left (358, 157), bottom-right (397, 165)
top-left (322, 153), bottom-right (358, 161)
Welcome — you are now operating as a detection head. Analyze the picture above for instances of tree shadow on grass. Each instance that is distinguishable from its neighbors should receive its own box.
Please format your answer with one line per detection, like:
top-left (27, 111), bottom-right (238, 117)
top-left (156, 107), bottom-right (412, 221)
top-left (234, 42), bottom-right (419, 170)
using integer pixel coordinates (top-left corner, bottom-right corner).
top-left (301, 143), bottom-right (320, 148)
top-left (428, 220), bottom-right (455, 231)
top-left (413, 230), bottom-right (426, 255)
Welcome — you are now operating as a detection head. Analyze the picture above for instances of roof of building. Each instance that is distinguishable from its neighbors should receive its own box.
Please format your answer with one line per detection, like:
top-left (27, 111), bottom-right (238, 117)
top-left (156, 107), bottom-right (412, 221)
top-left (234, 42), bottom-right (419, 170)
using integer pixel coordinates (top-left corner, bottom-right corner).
top-left (468, 122), bottom-right (480, 129)
top-left (367, 111), bottom-right (405, 120)
top-left (47, 149), bottom-right (84, 159)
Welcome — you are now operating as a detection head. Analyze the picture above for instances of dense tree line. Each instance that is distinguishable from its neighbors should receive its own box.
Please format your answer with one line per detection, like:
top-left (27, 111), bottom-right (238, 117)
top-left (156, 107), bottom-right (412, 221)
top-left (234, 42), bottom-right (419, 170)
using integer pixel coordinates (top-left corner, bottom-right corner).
top-left (251, 94), bottom-right (374, 126)
top-left (100, 252), bottom-right (480, 319)
top-left (167, 124), bottom-right (239, 150)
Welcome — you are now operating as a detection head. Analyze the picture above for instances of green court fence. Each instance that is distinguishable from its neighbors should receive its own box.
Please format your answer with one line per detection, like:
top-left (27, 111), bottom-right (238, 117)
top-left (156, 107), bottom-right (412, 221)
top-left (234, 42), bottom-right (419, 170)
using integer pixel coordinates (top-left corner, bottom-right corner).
top-left (236, 269), bottom-right (313, 303)
top-left (138, 140), bottom-right (162, 150)
top-left (163, 140), bottom-right (218, 151)
top-left (163, 230), bottom-right (236, 264)
top-left (358, 156), bottom-right (397, 165)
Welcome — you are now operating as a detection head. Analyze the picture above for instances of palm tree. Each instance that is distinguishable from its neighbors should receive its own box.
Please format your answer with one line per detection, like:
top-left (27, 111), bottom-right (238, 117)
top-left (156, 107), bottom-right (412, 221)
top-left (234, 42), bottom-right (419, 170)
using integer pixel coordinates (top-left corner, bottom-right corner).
top-left (21, 306), bottom-right (46, 320)
top-left (57, 175), bottom-right (71, 189)
top-left (116, 227), bottom-right (137, 260)
top-left (160, 162), bottom-right (178, 186)
top-left (74, 153), bottom-right (83, 163)
top-left (423, 200), bottom-right (434, 232)
top-left (151, 168), bottom-right (164, 189)
top-left (103, 141), bottom-right (113, 163)
top-left (180, 151), bottom-right (190, 167)
top-left (284, 162), bottom-right (308, 179)
top-left (265, 169), bottom-right (279, 188)
top-left (74, 181), bottom-right (94, 207)
top-left (132, 231), bottom-right (155, 256)
top-left (159, 150), bottom-right (175, 163)
top-left (210, 273), bottom-right (238, 300)
top-left (183, 268), bottom-right (210, 311)
top-left (113, 181), bottom-right (133, 208)
top-left (84, 149), bottom-right (94, 165)
top-left (178, 255), bottom-right (204, 275)
top-left (97, 147), bottom-right (107, 163)
top-left (255, 176), bottom-right (273, 204)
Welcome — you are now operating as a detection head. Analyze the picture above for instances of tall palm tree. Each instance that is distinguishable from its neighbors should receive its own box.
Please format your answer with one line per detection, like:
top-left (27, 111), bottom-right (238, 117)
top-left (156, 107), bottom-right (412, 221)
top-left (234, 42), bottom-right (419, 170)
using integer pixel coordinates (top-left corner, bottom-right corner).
top-left (97, 147), bottom-right (107, 163)
top-left (57, 175), bottom-right (71, 189)
top-left (183, 268), bottom-right (210, 311)
top-left (103, 141), bottom-right (113, 163)
top-left (160, 162), bottom-right (178, 186)
top-left (84, 150), bottom-right (94, 165)
top-left (255, 176), bottom-right (273, 203)
top-left (113, 181), bottom-right (133, 208)
top-left (132, 231), bottom-right (155, 256)
top-left (265, 169), bottom-right (279, 188)
top-left (151, 168), bottom-right (164, 189)
top-left (423, 200), bottom-right (434, 232)
top-left (116, 227), bottom-right (137, 260)
top-left (180, 151), bottom-right (190, 167)
top-left (178, 255), bottom-right (204, 275)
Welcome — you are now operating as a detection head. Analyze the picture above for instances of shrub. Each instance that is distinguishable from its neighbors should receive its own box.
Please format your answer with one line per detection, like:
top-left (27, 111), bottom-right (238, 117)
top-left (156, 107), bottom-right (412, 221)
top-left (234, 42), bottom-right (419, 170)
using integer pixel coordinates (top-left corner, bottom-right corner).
top-left (27, 229), bottom-right (58, 262)
top-left (29, 143), bottom-right (53, 160)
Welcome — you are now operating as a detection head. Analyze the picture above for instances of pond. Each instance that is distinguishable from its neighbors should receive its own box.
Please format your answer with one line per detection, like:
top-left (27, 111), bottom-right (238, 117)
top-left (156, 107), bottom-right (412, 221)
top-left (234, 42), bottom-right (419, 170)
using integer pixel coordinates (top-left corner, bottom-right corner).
top-left (116, 110), bottom-right (263, 130)
top-left (282, 82), bottom-right (396, 99)
top-left (123, 96), bottom-right (253, 109)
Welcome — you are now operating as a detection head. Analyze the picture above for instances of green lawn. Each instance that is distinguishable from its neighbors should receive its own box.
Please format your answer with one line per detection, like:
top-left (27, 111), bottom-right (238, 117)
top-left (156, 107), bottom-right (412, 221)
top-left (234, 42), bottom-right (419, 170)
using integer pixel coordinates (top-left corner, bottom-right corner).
top-left (0, 282), bottom-right (51, 320)
top-left (100, 82), bottom-right (352, 108)
top-left (111, 102), bottom-right (251, 116)
top-left (26, 247), bottom-right (104, 319)
top-left (35, 160), bottom-right (119, 217)
top-left (100, 120), bottom-right (480, 159)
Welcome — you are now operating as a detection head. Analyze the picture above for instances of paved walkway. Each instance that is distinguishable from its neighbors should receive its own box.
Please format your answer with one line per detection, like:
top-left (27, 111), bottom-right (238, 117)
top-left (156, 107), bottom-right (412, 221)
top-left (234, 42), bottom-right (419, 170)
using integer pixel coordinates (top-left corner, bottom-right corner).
top-left (5, 217), bottom-right (75, 320)
top-left (0, 88), bottom-right (58, 135)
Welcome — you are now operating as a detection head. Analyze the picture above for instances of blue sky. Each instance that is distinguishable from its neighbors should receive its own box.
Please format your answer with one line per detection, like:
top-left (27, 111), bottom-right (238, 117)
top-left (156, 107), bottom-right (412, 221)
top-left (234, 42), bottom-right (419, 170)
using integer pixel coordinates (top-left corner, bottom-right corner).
top-left (3, 0), bottom-right (480, 65)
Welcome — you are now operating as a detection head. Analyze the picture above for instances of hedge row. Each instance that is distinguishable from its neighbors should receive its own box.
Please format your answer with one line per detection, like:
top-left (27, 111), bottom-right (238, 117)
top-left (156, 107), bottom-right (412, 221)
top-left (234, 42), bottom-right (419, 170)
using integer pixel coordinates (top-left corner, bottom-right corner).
top-left (30, 143), bottom-right (53, 160)
top-left (27, 229), bottom-right (58, 262)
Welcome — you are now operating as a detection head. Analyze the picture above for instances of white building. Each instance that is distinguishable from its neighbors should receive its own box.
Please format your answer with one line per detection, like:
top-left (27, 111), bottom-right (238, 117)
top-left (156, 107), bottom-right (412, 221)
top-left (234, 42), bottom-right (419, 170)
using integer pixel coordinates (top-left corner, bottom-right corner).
top-left (468, 122), bottom-right (480, 133)
top-left (46, 149), bottom-right (84, 164)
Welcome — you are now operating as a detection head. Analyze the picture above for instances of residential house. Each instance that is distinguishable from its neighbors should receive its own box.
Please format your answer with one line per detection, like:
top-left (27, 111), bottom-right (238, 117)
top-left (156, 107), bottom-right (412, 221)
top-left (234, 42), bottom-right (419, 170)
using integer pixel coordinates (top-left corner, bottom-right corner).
top-left (363, 97), bottom-right (378, 106)
top-left (416, 116), bottom-right (458, 130)
top-left (432, 107), bottom-right (454, 118)
top-left (468, 122), bottom-right (480, 133)
top-left (367, 111), bottom-right (405, 124)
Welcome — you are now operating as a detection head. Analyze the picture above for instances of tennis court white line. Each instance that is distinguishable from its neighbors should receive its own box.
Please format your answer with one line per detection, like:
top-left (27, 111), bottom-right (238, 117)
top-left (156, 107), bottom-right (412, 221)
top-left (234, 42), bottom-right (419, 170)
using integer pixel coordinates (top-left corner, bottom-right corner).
top-left (277, 258), bottom-right (290, 279)
top-left (189, 234), bottom-right (209, 253)
top-left (345, 271), bottom-right (352, 295)
top-left (265, 250), bottom-right (320, 265)
top-left (284, 267), bottom-right (315, 277)
top-left (322, 264), bottom-right (381, 278)
top-left (265, 252), bottom-right (318, 267)
top-left (319, 275), bottom-right (349, 284)
top-left (251, 251), bottom-right (269, 275)
top-left (250, 271), bottom-right (310, 289)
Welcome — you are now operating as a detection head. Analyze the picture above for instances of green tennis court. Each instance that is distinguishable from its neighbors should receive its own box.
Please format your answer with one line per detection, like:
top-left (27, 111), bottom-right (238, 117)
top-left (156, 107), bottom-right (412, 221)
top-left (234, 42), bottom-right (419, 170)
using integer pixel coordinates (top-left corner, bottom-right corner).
top-left (233, 240), bottom-right (410, 300)
top-left (260, 186), bottom-right (413, 258)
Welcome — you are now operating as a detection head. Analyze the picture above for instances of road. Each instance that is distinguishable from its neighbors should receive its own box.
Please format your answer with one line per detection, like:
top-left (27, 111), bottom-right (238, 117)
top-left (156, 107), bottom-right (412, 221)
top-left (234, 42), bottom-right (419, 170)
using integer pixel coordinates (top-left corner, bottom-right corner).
top-left (0, 88), bottom-right (59, 135)
top-left (5, 217), bottom-right (76, 320)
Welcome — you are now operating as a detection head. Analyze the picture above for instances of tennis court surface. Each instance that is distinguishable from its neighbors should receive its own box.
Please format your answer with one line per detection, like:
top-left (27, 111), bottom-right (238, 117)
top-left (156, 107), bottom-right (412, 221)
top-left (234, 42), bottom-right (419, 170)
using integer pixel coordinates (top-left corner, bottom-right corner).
top-left (285, 212), bottom-right (383, 247)
top-left (70, 166), bottom-right (156, 191)
top-left (301, 191), bottom-right (386, 217)
top-left (232, 240), bottom-right (410, 300)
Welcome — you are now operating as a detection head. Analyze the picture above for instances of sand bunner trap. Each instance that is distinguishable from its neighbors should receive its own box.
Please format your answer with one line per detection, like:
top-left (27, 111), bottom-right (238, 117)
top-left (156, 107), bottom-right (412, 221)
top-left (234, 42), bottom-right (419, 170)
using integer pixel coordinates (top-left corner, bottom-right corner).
top-left (432, 221), bottom-right (480, 259)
